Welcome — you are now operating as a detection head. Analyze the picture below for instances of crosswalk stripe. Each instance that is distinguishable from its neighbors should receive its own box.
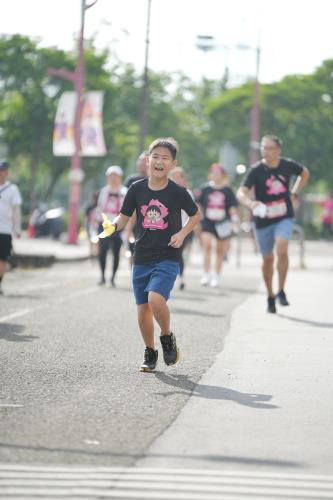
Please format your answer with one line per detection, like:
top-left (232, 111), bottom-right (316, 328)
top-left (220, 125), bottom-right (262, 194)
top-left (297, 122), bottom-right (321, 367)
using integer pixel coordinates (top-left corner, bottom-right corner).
top-left (0, 466), bottom-right (333, 500)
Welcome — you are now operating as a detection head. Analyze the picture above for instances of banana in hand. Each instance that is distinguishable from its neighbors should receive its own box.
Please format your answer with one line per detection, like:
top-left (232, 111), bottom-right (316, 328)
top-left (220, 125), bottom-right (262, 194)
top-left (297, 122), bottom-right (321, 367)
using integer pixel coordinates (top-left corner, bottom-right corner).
top-left (98, 213), bottom-right (116, 238)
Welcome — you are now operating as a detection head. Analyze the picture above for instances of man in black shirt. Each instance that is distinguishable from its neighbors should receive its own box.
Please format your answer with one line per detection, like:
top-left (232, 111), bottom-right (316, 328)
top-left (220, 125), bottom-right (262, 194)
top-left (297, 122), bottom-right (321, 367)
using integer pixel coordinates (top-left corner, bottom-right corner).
top-left (237, 135), bottom-right (310, 313)
top-left (124, 151), bottom-right (148, 260)
top-left (100, 138), bottom-right (200, 371)
top-left (124, 151), bottom-right (148, 188)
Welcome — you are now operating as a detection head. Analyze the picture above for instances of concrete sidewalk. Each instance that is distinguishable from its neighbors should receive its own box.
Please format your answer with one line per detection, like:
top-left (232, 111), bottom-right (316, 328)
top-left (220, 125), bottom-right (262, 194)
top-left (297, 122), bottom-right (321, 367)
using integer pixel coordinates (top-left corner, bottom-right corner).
top-left (136, 241), bottom-right (333, 476)
top-left (12, 234), bottom-right (90, 266)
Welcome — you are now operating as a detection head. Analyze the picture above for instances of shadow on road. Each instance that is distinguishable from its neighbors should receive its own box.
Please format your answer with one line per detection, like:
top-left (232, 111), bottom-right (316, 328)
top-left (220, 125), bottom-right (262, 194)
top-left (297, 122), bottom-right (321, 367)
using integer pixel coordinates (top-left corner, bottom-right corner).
top-left (153, 373), bottom-right (279, 409)
top-left (0, 441), bottom-right (300, 468)
top-left (170, 307), bottom-right (225, 318)
top-left (0, 324), bottom-right (39, 342)
top-left (277, 313), bottom-right (333, 329)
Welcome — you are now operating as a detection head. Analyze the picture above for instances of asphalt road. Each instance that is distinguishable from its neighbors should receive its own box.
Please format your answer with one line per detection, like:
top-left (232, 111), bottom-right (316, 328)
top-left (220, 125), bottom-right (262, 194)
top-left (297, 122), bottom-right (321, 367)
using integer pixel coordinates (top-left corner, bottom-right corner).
top-left (0, 254), bottom-right (258, 467)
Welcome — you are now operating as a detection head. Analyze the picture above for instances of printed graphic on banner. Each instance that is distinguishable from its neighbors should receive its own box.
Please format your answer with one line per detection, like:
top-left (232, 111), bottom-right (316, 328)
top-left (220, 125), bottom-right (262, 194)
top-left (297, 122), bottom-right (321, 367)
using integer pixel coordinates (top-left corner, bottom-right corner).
top-left (53, 91), bottom-right (106, 157)
top-left (53, 91), bottom-right (76, 156)
top-left (80, 91), bottom-right (107, 156)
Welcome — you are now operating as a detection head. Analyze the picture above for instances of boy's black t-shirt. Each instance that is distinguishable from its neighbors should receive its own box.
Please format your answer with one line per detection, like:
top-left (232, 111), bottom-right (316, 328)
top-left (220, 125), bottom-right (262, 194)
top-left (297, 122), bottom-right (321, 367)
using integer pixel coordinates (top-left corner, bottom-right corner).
top-left (198, 184), bottom-right (238, 222)
top-left (241, 157), bottom-right (304, 228)
top-left (120, 178), bottom-right (198, 264)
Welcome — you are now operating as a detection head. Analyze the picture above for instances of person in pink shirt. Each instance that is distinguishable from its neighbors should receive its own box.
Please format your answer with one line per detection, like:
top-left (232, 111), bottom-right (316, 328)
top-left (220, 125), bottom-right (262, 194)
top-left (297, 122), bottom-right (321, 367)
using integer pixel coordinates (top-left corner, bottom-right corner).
top-left (321, 192), bottom-right (333, 239)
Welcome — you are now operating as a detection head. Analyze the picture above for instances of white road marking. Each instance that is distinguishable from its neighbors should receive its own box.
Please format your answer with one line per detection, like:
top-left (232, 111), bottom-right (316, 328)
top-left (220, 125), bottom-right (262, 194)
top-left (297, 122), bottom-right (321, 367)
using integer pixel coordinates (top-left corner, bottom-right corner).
top-left (0, 466), bottom-right (332, 499)
top-left (0, 308), bottom-right (32, 323)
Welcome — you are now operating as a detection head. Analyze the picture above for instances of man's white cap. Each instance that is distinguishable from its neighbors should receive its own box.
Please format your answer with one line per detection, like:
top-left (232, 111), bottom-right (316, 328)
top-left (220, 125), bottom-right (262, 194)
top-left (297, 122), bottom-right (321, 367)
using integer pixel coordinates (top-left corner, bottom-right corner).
top-left (105, 165), bottom-right (123, 177)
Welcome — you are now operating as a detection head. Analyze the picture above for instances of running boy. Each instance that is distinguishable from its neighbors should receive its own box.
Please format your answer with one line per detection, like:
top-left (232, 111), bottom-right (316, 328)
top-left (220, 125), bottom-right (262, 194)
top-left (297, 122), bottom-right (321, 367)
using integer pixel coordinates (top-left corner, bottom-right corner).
top-left (100, 138), bottom-right (200, 371)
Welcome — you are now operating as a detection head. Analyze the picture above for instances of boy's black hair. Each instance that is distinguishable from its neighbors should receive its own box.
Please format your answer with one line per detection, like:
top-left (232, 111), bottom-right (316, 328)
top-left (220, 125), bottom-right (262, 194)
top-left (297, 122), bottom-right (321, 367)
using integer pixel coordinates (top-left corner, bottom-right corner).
top-left (148, 137), bottom-right (178, 160)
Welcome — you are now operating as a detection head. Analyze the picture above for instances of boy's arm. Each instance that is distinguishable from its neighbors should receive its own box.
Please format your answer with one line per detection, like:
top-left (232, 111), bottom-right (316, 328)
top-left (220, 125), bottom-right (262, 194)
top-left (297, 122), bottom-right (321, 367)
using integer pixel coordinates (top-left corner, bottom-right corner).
top-left (99, 212), bottom-right (130, 238)
top-left (112, 212), bottom-right (130, 231)
top-left (168, 209), bottom-right (201, 248)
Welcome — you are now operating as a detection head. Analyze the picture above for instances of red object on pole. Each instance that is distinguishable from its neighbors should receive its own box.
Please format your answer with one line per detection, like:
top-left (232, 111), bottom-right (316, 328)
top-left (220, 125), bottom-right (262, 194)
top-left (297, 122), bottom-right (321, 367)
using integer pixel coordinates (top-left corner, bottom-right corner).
top-left (48, 0), bottom-right (86, 244)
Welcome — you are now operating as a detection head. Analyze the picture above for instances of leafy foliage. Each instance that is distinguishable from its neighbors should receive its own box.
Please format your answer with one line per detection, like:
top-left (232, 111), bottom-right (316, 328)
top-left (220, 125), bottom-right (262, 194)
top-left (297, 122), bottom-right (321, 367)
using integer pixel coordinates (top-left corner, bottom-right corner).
top-left (0, 34), bottom-right (332, 219)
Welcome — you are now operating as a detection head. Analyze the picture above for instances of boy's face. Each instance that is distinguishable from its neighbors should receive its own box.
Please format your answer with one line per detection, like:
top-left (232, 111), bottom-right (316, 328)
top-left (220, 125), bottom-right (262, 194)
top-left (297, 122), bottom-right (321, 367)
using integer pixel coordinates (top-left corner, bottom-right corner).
top-left (147, 146), bottom-right (176, 180)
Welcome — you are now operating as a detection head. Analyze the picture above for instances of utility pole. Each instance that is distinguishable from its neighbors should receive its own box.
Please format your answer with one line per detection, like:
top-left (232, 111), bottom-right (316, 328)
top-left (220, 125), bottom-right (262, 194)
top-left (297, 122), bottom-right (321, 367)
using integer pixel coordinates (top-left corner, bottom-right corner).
top-left (48, 0), bottom-right (97, 244)
top-left (138, 0), bottom-right (152, 154)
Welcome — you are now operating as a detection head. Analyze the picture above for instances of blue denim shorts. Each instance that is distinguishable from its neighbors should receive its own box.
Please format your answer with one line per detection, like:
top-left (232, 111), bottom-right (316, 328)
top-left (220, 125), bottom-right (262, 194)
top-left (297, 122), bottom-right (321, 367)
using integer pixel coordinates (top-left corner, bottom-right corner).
top-left (132, 260), bottom-right (180, 305)
top-left (255, 218), bottom-right (294, 256)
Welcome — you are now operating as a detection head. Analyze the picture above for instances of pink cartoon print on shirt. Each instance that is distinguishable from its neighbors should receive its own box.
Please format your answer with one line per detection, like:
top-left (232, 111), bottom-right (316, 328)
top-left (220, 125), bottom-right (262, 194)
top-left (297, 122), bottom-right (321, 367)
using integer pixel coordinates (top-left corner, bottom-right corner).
top-left (206, 191), bottom-right (226, 221)
top-left (141, 199), bottom-right (169, 230)
top-left (266, 175), bottom-right (287, 196)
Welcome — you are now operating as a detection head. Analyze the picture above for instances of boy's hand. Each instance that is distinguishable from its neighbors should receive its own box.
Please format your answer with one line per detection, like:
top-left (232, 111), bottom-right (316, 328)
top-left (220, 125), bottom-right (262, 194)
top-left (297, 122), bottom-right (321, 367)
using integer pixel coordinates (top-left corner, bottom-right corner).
top-left (168, 232), bottom-right (184, 248)
top-left (98, 213), bottom-right (116, 239)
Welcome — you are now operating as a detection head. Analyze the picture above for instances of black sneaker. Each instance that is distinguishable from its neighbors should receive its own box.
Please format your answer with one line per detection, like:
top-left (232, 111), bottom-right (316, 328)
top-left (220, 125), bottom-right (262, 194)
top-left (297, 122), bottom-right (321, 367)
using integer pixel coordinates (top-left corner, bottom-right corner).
top-left (160, 332), bottom-right (180, 366)
top-left (276, 289), bottom-right (289, 306)
top-left (267, 296), bottom-right (276, 313)
top-left (140, 348), bottom-right (158, 372)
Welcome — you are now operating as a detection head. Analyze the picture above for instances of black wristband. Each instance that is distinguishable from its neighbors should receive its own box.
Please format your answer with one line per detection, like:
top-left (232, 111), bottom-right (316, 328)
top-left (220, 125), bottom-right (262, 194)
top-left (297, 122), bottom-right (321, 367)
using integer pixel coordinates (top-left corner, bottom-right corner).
top-left (113, 222), bottom-right (118, 232)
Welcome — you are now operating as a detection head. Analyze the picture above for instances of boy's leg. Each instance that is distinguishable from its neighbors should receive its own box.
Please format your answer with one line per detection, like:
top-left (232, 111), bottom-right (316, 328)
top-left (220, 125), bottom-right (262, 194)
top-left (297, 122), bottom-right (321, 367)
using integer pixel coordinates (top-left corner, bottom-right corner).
top-left (137, 303), bottom-right (155, 348)
top-left (148, 291), bottom-right (170, 335)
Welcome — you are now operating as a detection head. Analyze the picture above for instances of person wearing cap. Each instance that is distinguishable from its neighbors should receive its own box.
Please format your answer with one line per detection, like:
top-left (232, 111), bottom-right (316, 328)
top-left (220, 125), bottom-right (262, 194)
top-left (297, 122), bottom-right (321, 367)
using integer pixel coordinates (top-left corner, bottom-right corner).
top-left (196, 163), bottom-right (239, 287)
top-left (237, 134), bottom-right (310, 313)
top-left (96, 165), bottom-right (127, 286)
top-left (0, 160), bottom-right (22, 295)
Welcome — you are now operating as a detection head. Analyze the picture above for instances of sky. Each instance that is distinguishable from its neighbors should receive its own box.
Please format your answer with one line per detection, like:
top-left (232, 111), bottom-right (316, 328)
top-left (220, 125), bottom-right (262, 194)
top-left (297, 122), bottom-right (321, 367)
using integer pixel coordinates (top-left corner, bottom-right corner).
top-left (1, 0), bottom-right (333, 85)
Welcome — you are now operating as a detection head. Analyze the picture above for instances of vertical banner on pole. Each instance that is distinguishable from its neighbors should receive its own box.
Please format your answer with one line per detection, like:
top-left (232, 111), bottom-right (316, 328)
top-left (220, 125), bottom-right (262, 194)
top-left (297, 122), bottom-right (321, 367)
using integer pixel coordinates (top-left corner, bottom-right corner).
top-left (80, 91), bottom-right (107, 156)
top-left (53, 91), bottom-right (77, 156)
top-left (52, 91), bottom-right (106, 157)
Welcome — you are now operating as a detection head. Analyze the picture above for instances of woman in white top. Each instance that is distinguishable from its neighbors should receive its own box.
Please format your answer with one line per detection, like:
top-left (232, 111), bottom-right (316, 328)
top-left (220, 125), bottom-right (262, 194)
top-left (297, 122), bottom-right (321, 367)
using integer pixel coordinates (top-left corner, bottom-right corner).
top-left (96, 166), bottom-right (127, 286)
top-left (0, 160), bottom-right (22, 295)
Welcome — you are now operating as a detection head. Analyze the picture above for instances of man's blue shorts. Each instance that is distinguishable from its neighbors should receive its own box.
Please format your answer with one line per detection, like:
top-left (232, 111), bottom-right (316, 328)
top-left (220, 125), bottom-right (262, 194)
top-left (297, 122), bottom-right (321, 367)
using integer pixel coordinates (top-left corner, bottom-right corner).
top-left (255, 218), bottom-right (294, 256)
top-left (132, 260), bottom-right (180, 305)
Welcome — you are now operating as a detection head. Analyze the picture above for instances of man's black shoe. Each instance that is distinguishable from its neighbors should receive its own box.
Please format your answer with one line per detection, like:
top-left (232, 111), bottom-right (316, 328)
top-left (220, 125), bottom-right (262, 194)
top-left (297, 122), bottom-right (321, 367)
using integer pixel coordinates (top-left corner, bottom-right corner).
top-left (276, 289), bottom-right (289, 306)
top-left (140, 347), bottom-right (158, 372)
top-left (160, 332), bottom-right (180, 366)
top-left (267, 296), bottom-right (276, 313)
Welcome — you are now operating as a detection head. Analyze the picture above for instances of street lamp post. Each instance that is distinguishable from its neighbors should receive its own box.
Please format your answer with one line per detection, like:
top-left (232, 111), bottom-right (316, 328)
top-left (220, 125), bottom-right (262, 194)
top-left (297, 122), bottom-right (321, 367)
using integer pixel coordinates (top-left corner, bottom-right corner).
top-left (48, 0), bottom-right (97, 244)
top-left (248, 45), bottom-right (261, 165)
top-left (196, 36), bottom-right (261, 166)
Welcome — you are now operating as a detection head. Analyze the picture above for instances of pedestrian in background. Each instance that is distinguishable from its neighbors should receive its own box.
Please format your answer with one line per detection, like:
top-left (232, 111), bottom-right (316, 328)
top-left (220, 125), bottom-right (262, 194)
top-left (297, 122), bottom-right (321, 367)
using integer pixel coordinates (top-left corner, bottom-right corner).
top-left (237, 134), bottom-right (310, 313)
top-left (99, 138), bottom-right (200, 372)
top-left (96, 166), bottom-right (127, 287)
top-left (124, 151), bottom-right (148, 189)
top-left (320, 191), bottom-right (333, 239)
top-left (197, 163), bottom-right (239, 287)
top-left (169, 166), bottom-right (195, 290)
top-left (0, 160), bottom-right (22, 295)
top-left (84, 191), bottom-right (99, 258)
top-left (124, 151), bottom-right (148, 263)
